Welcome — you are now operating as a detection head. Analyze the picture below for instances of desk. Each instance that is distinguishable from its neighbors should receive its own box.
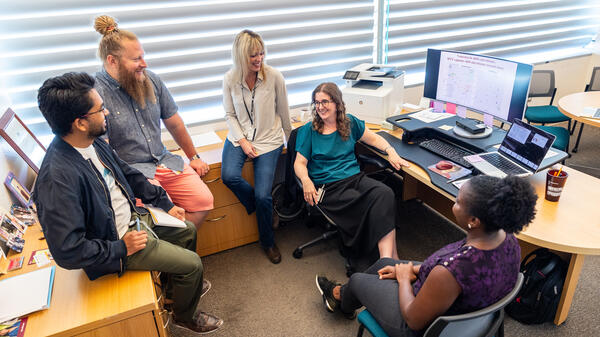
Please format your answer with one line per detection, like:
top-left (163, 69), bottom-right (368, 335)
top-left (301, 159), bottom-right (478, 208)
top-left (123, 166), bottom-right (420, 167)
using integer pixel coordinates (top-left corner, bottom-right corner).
top-left (381, 113), bottom-right (567, 197)
top-left (557, 91), bottom-right (600, 152)
top-left (368, 126), bottom-right (600, 325)
top-left (0, 223), bottom-right (167, 337)
top-left (179, 130), bottom-right (259, 257)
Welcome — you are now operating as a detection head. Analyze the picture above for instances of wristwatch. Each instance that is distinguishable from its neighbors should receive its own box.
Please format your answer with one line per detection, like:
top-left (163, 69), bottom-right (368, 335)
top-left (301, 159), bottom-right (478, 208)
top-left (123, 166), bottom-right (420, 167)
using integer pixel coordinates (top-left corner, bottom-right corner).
top-left (190, 154), bottom-right (202, 161)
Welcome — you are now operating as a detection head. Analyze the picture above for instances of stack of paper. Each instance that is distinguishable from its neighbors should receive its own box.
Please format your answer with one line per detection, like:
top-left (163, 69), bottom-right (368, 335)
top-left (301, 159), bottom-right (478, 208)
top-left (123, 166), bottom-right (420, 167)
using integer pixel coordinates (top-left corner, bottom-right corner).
top-left (191, 131), bottom-right (222, 148)
top-left (0, 266), bottom-right (55, 322)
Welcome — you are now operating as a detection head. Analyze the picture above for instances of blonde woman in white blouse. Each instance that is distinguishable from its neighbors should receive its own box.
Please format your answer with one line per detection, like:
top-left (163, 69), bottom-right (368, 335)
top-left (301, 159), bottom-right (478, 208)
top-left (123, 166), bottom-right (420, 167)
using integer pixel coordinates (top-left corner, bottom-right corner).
top-left (222, 30), bottom-right (292, 264)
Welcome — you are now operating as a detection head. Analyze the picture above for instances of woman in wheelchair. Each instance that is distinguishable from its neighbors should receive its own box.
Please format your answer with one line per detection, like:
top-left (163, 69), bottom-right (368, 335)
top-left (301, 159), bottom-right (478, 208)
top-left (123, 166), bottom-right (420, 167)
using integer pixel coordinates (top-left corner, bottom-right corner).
top-left (294, 82), bottom-right (410, 260)
top-left (316, 175), bottom-right (537, 336)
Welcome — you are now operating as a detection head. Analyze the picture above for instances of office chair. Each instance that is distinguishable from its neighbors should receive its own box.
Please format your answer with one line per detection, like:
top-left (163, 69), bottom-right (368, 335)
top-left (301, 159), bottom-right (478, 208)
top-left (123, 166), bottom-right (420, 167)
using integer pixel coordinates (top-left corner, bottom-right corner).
top-left (356, 273), bottom-right (524, 337)
top-left (571, 66), bottom-right (600, 153)
top-left (285, 128), bottom-right (397, 277)
top-left (524, 70), bottom-right (571, 155)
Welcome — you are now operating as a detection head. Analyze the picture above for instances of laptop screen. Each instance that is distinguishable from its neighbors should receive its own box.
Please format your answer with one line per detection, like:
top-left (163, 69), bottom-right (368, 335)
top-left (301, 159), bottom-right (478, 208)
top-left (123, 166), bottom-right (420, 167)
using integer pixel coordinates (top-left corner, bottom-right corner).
top-left (498, 119), bottom-right (556, 172)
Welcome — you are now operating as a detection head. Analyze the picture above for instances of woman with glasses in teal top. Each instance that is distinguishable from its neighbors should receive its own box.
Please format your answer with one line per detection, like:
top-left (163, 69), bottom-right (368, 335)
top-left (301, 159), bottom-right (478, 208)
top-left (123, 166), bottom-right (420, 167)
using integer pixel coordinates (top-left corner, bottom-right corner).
top-left (294, 82), bottom-right (411, 259)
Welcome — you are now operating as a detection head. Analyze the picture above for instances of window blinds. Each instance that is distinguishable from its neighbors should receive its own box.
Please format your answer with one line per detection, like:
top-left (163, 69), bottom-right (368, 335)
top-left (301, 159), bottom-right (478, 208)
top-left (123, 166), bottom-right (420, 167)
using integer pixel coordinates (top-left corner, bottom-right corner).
top-left (384, 0), bottom-right (600, 85)
top-left (0, 0), bottom-right (597, 142)
top-left (0, 0), bottom-right (374, 140)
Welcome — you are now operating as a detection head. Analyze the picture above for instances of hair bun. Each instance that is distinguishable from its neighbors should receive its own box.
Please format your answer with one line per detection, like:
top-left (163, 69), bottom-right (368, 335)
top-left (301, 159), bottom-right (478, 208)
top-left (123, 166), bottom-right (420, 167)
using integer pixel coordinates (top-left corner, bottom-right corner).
top-left (94, 15), bottom-right (118, 36)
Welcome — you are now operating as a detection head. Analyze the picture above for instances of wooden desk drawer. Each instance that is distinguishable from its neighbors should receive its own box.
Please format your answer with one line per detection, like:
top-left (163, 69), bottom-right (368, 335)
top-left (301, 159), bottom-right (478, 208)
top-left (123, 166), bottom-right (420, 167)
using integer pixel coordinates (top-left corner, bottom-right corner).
top-left (196, 203), bottom-right (258, 257)
top-left (203, 162), bottom-right (254, 209)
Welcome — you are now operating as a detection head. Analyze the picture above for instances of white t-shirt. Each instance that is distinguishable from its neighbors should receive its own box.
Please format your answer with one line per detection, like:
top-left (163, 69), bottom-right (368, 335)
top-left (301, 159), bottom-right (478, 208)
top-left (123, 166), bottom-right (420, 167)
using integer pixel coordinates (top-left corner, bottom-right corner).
top-left (75, 144), bottom-right (131, 238)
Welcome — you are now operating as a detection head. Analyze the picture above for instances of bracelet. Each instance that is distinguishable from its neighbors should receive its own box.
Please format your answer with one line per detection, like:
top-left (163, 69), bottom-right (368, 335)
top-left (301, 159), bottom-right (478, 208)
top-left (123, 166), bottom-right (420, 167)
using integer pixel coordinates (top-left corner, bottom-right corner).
top-left (190, 154), bottom-right (202, 161)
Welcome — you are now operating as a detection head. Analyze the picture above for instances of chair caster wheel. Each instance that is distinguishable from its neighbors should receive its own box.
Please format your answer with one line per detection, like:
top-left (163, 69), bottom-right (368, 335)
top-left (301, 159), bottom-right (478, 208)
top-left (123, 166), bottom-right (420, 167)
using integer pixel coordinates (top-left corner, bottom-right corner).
top-left (293, 248), bottom-right (303, 259)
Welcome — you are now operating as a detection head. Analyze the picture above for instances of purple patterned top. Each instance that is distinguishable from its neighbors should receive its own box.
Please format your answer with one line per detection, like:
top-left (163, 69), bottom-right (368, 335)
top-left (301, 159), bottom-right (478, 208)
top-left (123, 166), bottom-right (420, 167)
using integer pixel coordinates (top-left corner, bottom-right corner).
top-left (412, 234), bottom-right (520, 315)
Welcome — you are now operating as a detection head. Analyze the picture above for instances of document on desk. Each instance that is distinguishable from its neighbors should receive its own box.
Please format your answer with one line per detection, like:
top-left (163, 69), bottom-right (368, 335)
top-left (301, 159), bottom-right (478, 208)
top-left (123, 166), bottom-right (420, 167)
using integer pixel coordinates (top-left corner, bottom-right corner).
top-left (0, 266), bottom-right (55, 322)
top-left (581, 107), bottom-right (600, 118)
top-left (409, 109), bottom-right (454, 123)
top-left (191, 131), bottom-right (222, 148)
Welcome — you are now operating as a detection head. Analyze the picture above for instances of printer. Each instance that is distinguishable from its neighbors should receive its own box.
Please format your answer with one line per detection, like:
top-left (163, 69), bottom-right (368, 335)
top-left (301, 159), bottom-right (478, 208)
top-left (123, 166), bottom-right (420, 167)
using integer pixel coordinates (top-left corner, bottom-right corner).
top-left (341, 64), bottom-right (404, 124)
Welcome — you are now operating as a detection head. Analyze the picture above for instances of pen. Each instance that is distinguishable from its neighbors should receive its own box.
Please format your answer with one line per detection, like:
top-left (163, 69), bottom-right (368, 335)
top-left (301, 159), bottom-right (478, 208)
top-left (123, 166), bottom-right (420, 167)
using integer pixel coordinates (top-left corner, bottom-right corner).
top-left (555, 166), bottom-right (563, 177)
top-left (136, 218), bottom-right (141, 231)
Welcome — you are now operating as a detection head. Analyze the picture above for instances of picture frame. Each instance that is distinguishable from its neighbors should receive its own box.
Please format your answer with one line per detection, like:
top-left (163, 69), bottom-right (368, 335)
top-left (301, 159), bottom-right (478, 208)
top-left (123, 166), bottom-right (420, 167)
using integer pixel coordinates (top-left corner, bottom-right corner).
top-left (4, 172), bottom-right (33, 208)
top-left (0, 108), bottom-right (46, 173)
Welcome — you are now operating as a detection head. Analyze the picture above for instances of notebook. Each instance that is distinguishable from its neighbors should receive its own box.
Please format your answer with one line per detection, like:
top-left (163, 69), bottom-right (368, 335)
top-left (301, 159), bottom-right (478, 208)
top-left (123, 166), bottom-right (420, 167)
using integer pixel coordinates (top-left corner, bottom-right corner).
top-left (146, 206), bottom-right (186, 228)
top-left (0, 266), bottom-right (56, 322)
top-left (463, 119), bottom-right (555, 178)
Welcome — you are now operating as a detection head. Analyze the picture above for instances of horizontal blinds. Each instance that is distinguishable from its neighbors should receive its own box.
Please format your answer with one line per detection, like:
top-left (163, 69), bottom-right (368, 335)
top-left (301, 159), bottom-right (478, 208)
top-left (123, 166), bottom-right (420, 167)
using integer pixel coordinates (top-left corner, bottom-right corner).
top-left (2, 0), bottom-right (597, 142)
top-left (384, 0), bottom-right (600, 85)
top-left (0, 0), bottom-right (374, 142)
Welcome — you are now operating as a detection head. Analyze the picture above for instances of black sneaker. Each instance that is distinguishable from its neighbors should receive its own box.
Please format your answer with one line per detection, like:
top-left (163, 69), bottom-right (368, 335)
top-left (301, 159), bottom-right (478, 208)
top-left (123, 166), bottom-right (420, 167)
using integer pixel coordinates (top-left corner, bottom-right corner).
top-left (315, 274), bottom-right (340, 312)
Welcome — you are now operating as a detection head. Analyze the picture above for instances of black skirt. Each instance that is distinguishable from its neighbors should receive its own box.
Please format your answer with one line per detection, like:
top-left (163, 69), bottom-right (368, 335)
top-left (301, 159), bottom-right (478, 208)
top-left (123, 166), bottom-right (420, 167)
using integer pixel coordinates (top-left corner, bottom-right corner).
top-left (317, 172), bottom-right (396, 255)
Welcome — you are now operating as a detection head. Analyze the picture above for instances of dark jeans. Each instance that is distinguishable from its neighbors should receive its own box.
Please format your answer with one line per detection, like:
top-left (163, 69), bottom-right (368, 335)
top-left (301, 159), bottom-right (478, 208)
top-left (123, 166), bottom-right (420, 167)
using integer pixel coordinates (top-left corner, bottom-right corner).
top-left (221, 139), bottom-right (283, 248)
top-left (340, 258), bottom-right (420, 337)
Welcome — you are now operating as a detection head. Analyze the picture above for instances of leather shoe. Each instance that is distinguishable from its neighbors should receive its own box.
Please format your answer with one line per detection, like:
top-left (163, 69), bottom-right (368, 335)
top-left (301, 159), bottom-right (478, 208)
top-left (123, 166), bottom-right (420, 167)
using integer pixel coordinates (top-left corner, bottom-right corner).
top-left (264, 244), bottom-right (281, 264)
top-left (173, 312), bottom-right (223, 335)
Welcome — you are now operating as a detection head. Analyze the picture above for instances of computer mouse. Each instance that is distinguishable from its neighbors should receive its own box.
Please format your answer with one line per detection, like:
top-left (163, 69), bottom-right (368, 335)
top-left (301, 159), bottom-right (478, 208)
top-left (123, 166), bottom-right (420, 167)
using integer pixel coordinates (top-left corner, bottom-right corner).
top-left (435, 161), bottom-right (454, 170)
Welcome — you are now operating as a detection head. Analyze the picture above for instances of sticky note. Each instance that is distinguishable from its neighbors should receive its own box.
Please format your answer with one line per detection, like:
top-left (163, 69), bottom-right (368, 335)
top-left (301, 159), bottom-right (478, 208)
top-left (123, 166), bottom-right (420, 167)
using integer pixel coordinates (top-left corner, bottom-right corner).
top-left (456, 105), bottom-right (467, 118)
top-left (438, 125), bottom-right (454, 131)
top-left (433, 100), bottom-right (444, 113)
top-left (483, 113), bottom-right (494, 127)
top-left (445, 102), bottom-right (456, 114)
top-left (419, 97), bottom-right (431, 109)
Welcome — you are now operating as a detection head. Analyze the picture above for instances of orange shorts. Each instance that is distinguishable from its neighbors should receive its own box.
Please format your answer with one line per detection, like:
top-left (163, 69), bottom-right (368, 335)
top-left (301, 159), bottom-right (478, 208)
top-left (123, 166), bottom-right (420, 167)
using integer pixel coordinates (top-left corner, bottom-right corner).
top-left (143, 164), bottom-right (214, 212)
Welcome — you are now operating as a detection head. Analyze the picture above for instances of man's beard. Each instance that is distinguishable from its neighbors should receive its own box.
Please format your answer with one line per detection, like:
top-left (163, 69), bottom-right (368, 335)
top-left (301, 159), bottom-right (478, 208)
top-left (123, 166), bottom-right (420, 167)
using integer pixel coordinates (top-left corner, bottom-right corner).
top-left (88, 122), bottom-right (107, 139)
top-left (118, 63), bottom-right (156, 109)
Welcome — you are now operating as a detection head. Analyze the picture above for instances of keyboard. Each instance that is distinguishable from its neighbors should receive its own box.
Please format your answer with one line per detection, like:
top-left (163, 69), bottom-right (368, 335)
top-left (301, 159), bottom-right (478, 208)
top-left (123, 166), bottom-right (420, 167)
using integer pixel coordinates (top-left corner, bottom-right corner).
top-left (479, 152), bottom-right (528, 175)
top-left (419, 138), bottom-right (474, 169)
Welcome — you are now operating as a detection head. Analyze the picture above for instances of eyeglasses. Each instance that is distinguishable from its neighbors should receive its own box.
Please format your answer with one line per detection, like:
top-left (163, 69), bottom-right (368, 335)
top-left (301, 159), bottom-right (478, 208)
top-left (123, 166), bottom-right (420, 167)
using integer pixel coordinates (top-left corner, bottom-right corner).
top-left (81, 105), bottom-right (107, 119)
top-left (312, 100), bottom-right (333, 107)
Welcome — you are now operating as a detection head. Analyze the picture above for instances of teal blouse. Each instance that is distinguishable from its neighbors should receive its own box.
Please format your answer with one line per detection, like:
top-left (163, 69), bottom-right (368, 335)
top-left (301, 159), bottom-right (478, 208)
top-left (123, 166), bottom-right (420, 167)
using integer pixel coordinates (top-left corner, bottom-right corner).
top-left (296, 114), bottom-right (366, 185)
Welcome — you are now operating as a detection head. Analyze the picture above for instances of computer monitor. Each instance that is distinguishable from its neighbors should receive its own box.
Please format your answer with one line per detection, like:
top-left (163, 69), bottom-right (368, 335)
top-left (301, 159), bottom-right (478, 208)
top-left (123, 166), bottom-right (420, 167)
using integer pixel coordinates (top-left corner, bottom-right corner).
top-left (423, 49), bottom-right (533, 124)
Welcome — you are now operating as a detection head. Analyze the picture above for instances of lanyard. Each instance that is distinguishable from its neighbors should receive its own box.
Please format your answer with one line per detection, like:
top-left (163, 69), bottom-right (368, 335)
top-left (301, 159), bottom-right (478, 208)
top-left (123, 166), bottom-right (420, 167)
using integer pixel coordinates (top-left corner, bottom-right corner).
top-left (241, 81), bottom-right (257, 141)
top-left (241, 83), bottom-right (256, 126)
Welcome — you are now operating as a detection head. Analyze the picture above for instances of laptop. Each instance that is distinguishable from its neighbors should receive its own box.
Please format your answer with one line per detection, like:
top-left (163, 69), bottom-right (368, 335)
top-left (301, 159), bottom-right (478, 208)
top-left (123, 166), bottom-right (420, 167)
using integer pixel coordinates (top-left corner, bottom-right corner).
top-left (463, 119), bottom-right (556, 178)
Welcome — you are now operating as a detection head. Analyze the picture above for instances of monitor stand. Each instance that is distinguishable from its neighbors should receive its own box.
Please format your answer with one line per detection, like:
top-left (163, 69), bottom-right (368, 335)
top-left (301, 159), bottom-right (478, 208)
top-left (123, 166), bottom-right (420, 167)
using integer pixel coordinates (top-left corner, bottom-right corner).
top-left (453, 125), bottom-right (493, 139)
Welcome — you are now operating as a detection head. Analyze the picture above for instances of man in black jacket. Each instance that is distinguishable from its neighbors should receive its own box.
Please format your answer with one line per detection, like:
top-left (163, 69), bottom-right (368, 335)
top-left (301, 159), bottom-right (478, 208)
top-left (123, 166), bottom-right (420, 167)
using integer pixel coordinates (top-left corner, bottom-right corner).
top-left (34, 72), bottom-right (222, 335)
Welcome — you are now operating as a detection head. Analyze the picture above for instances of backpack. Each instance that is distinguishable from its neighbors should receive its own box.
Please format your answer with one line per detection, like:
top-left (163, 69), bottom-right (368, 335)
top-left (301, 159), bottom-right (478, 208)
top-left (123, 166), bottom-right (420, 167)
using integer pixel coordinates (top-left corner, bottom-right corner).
top-left (505, 248), bottom-right (567, 324)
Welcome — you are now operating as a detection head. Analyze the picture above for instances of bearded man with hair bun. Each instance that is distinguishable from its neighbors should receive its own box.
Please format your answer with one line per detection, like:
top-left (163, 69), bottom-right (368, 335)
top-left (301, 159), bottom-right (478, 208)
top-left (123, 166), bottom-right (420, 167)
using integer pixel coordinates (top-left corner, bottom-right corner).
top-left (92, 15), bottom-right (214, 231)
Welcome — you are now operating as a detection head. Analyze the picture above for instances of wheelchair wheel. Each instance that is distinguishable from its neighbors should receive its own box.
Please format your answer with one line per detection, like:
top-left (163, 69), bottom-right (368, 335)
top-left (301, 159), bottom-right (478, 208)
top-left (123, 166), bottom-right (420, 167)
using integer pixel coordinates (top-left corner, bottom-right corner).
top-left (272, 183), bottom-right (305, 221)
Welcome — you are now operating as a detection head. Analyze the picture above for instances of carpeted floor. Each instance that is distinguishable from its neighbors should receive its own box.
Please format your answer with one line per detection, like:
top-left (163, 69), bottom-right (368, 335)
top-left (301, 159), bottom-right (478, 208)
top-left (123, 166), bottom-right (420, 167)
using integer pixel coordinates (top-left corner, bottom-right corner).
top-left (194, 120), bottom-right (599, 337)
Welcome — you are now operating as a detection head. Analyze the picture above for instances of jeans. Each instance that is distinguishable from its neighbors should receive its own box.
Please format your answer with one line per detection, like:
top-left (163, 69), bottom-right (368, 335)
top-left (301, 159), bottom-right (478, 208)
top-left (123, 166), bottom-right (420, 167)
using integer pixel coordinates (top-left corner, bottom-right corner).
top-left (221, 139), bottom-right (283, 248)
